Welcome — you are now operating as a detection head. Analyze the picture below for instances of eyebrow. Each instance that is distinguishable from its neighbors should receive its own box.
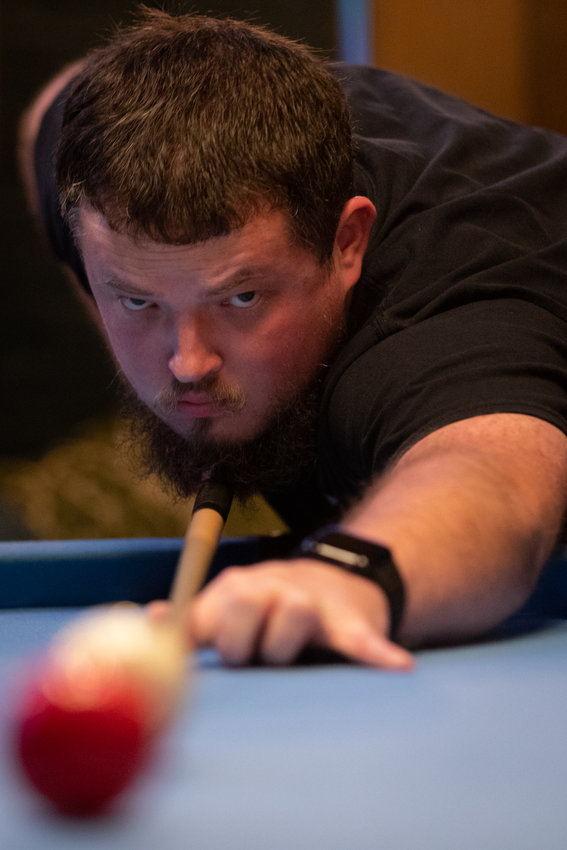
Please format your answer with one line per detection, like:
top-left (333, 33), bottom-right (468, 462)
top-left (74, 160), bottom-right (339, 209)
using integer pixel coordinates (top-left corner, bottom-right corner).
top-left (101, 277), bottom-right (156, 297)
top-left (102, 268), bottom-right (268, 299)
top-left (207, 270), bottom-right (266, 297)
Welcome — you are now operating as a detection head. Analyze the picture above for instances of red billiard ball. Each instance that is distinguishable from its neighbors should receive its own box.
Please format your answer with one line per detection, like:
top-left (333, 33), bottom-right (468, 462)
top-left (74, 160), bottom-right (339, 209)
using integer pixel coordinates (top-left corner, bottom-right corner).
top-left (11, 605), bottom-right (188, 815)
top-left (14, 659), bottom-right (153, 815)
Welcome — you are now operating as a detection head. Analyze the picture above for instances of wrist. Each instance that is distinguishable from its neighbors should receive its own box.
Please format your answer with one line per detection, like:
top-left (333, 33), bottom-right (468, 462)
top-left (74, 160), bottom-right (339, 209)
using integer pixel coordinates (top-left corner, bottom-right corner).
top-left (297, 526), bottom-right (406, 640)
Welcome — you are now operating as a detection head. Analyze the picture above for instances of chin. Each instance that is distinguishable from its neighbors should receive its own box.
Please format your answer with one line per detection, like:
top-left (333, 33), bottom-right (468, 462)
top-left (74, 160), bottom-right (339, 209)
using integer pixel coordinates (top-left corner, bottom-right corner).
top-left (160, 410), bottom-right (262, 445)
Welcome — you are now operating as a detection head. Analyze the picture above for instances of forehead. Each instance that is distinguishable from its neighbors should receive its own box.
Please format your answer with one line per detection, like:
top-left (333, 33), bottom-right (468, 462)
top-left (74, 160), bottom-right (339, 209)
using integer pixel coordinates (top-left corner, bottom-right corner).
top-left (76, 204), bottom-right (311, 281)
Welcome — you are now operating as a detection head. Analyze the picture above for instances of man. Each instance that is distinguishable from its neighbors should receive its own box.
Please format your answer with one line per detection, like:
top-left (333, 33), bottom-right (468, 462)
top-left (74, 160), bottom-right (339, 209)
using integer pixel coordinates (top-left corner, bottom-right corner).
top-left (19, 8), bottom-right (567, 669)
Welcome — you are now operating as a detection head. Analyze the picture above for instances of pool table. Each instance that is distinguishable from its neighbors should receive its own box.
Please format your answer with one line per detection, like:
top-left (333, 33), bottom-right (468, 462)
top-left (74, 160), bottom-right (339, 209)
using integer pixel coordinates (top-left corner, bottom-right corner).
top-left (1, 536), bottom-right (567, 849)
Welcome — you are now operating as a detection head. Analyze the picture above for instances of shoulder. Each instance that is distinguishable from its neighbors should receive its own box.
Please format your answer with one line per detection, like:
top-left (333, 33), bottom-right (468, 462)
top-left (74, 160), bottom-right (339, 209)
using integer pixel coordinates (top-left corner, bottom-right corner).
top-left (19, 61), bottom-right (85, 216)
top-left (317, 298), bottom-right (567, 503)
top-left (331, 62), bottom-right (567, 204)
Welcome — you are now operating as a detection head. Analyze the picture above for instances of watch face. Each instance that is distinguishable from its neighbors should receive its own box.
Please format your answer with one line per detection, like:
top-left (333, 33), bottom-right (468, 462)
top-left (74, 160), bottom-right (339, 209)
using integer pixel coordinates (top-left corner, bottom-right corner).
top-left (310, 539), bottom-right (370, 570)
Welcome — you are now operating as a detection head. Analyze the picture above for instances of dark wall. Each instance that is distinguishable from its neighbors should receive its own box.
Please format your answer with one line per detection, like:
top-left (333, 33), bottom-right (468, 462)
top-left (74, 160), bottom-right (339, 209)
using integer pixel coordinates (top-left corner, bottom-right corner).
top-left (2, 1), bottom-right (337, 458)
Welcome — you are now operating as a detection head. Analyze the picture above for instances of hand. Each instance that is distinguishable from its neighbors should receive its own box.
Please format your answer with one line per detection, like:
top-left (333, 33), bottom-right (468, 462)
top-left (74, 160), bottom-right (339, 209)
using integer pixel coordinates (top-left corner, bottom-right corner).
top-left (187, 559), bottom-right (414, 669)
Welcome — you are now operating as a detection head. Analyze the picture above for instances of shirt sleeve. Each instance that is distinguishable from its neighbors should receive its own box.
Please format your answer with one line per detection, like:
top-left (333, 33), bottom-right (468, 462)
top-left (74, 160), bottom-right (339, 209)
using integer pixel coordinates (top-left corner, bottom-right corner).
top-left (319, 297), bottom-right (567, 506)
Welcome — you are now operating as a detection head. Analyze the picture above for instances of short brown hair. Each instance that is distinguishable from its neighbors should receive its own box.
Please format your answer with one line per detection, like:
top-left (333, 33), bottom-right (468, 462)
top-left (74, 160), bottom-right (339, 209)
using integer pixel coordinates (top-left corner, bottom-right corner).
top-left (57, 7), bottom-right (354, 262)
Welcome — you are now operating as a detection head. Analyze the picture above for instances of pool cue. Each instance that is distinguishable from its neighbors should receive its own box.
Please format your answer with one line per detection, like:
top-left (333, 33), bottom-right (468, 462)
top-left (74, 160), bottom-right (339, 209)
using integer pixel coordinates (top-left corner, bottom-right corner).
top-left (169, 478), bottom-right (233, 619)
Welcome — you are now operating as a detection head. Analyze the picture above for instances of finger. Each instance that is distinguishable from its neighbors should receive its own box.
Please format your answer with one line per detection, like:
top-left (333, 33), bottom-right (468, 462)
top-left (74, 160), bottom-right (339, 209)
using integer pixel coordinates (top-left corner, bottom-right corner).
top-left (145, 600), bottom-right (200, 652)
top-left (146, 600), bottom-right (171, 622)
top-left (189, 570), bottom-right (275, 666)
top-left (320, 606), bottom-right (414, 671)
top-left (213, 595), bottom-right (273, 666)
top-left (188, 569), bottom-right (243, 646)
top-left (259, 594), bottom-right (319, 665)
top-left (188, 590), bottom-right (222, 648)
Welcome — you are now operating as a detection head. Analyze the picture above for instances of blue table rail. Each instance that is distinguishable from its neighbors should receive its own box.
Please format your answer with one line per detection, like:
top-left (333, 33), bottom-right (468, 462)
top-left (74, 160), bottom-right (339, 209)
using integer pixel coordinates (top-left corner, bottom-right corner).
top-left (2, 536), bottom-right (567, 618)
top-left (0, 535), bottom-right (295, 608)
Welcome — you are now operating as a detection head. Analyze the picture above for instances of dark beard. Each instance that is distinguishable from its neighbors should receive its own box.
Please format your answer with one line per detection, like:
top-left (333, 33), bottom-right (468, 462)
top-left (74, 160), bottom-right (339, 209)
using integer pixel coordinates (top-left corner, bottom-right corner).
top-left (118, 379), bottom-right (322, 502)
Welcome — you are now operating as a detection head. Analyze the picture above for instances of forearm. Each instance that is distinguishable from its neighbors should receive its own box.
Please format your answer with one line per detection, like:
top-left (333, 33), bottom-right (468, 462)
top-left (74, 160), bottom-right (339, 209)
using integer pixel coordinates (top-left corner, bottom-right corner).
top-left (188, 415), bottom-right (566, 668)
top-left (342, 416), bottom-right (567, 646)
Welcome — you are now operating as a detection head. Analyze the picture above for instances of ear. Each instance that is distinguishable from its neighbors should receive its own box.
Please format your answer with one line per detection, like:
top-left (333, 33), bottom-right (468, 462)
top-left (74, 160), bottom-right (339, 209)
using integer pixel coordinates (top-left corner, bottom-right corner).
top-left (333, 196), bottom-right (376, 291)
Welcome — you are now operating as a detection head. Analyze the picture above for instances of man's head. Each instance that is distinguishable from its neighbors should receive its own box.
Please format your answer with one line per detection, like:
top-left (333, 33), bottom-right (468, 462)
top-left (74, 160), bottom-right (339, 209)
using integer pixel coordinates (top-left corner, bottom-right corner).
top-left (57, 7), bottom-right (354, 263)
top-left (56, 9), bottom-right (376, 497)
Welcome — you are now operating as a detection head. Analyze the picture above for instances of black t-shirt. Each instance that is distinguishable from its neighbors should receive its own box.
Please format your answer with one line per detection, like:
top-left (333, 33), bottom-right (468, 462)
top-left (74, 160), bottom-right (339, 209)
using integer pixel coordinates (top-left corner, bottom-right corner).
top-left (35, 65), bottom-right (567, 533)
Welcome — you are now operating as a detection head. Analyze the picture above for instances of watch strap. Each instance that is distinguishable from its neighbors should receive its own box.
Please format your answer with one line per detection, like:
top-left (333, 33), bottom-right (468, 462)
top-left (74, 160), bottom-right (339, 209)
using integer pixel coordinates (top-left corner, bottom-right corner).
top-left (298, 527), bottom-right (405, 640)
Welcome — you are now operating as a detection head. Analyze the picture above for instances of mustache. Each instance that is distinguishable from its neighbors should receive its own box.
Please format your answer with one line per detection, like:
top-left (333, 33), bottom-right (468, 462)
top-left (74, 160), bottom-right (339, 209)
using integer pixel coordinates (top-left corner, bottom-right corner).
top-left (153, 377), bottom-right (246, 415)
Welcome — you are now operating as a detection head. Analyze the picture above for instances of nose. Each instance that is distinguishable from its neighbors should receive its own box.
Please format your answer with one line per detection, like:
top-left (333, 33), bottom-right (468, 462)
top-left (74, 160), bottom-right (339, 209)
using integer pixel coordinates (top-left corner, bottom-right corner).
top-left (167, 312), bottom-right (223, 384)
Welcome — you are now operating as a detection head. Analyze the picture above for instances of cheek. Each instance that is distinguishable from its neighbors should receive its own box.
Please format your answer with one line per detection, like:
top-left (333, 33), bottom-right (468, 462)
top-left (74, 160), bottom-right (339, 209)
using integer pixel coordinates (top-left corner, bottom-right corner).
top-left (102, 320), bottom-right (136, 369)
top-left (245, 319), bottom-right (328, 387)
top-left (98, 313), bottom-right (165, 386)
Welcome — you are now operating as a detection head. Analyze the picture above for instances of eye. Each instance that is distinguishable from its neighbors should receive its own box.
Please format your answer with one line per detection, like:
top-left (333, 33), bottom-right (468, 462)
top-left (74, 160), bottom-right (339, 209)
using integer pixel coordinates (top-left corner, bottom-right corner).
top-left (121, 296), bottom-right (151, 312)
top-left (229, 290), bottom-right (258, 308)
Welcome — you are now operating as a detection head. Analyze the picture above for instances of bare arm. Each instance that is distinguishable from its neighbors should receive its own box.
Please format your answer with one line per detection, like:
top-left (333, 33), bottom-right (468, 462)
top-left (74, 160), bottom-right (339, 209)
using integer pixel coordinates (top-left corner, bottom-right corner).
top-left (189, 413), bottom-right (567, 667)
top-left (344, 413), bottom-right (567, 646)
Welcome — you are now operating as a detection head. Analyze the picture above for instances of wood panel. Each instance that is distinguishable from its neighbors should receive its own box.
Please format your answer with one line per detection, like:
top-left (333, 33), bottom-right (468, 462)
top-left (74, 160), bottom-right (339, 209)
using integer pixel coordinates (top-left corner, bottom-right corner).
top-left (372, 0), bottom-right (567, 133)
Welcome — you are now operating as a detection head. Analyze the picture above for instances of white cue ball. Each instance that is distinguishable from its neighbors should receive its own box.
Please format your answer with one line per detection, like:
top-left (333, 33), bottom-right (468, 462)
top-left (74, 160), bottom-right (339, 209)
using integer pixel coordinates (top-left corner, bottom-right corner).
top-left (47, 604), bottom-right (188, 732)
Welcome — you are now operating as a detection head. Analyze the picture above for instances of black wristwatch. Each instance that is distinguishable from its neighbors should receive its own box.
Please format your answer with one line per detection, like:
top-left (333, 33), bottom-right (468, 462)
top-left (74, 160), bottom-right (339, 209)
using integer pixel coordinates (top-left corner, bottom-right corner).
top-left (298, 527), bottom-right (406, 640)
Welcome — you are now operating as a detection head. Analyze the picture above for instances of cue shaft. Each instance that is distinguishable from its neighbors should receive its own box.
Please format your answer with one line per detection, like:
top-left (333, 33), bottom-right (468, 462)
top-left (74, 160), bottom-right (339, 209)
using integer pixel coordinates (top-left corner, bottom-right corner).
top-left (169, 479), bottom-right (233, 618)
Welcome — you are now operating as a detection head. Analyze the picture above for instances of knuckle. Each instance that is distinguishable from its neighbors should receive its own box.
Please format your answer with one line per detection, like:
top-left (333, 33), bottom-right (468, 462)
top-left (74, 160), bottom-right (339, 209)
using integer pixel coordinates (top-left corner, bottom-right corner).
top-left (213, 565), bottom-right (249, 590)
top-left (277, 587), bottom-right (313, 617)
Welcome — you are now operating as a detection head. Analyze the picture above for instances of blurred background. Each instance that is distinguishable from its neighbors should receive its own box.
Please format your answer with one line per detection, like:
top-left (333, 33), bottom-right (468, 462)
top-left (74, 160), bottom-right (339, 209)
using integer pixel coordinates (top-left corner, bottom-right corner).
top-left (2, 0), bottom-right (567, 540)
